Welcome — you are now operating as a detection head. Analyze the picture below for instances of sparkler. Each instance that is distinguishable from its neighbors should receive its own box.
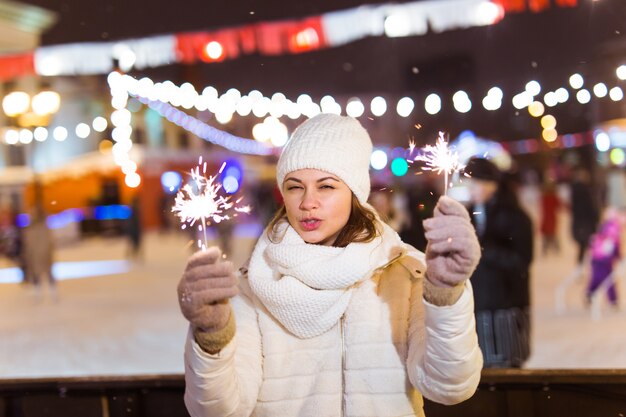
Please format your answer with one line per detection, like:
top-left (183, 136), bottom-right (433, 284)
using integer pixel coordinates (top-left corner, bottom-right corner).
top-left (172, 156), bottom-right (251, 251)
top-left (413, 132), bottom-right (464, 196)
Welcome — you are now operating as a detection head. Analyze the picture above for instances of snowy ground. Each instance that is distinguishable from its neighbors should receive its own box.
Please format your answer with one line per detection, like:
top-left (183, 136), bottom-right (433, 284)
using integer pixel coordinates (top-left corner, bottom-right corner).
top-left (2, 214), bottom-right (626, 378)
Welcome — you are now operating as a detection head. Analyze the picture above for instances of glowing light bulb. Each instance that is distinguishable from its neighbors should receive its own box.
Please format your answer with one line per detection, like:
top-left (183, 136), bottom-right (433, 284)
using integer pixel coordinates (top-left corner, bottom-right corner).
top-left (371, 96), bottom-right (387, 116)
top-left (425, 94), bottom-right (441, 115)
top-left (370, 149), bottom-right (388, 170)
top-left (525, 80), bottom-right (541, 96)
top-left (576, 89), bottom-right (591, 104)
top-left (593, 83), bottom-right (608, 98)
top-left (569, 73), bottom-right (584, 89)
top-left (595, 131), bottom-right (611, 152)
top-left (346, 98), bottom-right (365, 118)
top-left (396, 97), bottom-right (415, 117)
top-left (528, 101), bottom-right (545, 117)
top-left (75, 123), bottom-right (91, 139)
top-left (610, 87), bottom-right (624, 101)
top-left (205, 41), bottom-right (224, 60)
top-left (541, 115), bottom-right (557, 130)
top-left (53, 126), bottom-right (68, 142)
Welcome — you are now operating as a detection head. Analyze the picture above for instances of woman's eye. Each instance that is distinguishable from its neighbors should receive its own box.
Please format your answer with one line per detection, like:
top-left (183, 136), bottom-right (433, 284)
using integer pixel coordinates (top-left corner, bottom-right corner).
top-left (320, 185), bottom-right (335, 190)
top-left (287, 186), bottom-right (302, 191)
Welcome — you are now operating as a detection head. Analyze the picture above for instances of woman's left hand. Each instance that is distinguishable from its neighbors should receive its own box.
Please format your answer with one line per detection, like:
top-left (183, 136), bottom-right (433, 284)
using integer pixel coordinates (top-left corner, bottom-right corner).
top-left (422, 196), bottom-right (481, 303)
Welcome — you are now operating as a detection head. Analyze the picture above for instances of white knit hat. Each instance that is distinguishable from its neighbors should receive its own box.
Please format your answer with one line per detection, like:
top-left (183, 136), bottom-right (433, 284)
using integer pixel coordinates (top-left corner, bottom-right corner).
top-left (276, 114), bottom-right (373, 204)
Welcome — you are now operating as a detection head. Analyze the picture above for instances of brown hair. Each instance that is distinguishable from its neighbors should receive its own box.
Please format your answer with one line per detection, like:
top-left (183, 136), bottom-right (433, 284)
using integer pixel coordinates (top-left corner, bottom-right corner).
top-left (266, 194), bottom-right (380, 247)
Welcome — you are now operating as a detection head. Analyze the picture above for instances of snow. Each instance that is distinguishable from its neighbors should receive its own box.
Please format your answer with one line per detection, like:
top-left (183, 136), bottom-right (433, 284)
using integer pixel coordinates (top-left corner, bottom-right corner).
top-left (0, 231), bottom-right (257, 378)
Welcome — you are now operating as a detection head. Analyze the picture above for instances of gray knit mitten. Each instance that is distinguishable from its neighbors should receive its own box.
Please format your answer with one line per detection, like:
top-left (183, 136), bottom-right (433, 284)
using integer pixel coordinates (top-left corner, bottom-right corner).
top-left (423, 196), bottom-right (481, 306)
top-left (178, 247), bottom-right (238, 353)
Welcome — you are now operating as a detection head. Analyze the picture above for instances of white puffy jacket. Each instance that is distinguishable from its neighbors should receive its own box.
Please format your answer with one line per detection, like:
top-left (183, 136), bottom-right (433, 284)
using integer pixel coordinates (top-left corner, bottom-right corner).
top-left (184, 253), bottom-right (483, 417)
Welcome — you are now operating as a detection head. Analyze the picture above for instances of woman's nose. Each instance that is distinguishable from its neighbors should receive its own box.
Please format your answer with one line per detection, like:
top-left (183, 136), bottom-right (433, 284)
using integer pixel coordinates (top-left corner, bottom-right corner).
top-left (299, 190), bottom-right (319, 210)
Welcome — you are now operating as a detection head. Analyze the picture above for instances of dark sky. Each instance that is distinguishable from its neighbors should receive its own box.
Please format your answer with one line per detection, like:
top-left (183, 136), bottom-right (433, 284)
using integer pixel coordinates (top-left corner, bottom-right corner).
top-left (19, 0), bottom-right (626, 141)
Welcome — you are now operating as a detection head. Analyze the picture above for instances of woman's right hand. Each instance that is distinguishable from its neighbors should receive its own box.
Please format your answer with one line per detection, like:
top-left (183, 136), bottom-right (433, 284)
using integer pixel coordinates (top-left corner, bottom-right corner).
top-left (178, 247), bottom-right (239, 333)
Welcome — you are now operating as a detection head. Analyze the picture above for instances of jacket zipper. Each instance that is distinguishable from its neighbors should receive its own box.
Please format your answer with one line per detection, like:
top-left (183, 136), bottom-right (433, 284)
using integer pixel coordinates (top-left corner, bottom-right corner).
top-left (340, 315), bottom-right (346, 417)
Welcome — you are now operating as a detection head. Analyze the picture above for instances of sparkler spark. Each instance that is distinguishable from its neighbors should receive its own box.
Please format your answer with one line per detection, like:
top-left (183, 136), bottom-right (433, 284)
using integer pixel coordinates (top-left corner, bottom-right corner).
top-left (172, 158), bottom-right (250, 251)
top-left (408, 140), bottom-right (416, 157)
top-left (413, 132), bottom-right (464, 195)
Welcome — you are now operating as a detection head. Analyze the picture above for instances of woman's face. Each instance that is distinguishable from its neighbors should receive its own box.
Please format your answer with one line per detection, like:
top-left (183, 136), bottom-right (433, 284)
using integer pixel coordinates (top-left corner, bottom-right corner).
top-left (468, 179), bottom-right (498, 205)
top-left (282, 169), bottom-right (352, 246)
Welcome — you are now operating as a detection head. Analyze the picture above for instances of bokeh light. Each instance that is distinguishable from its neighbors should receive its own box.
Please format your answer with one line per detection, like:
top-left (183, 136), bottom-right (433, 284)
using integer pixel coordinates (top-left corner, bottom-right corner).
top-left (541, 115), bottom-right (557, 130)
top-left (542, 128), bottom-right (558, 142)
top-left (528, 101), bottom-right (545, 117)
top-left (425, 93), bottom-right (441, 115)
top-left (569, 73), bottom-right (584, 89)
top-left (610, 148), bottom-right (626, 166)
top-left (370, 149), bottom-right (388, 170)
top-left (390, 157), bottom-right (409, 176)
top-left (595, 131), bottom-right (611, 152)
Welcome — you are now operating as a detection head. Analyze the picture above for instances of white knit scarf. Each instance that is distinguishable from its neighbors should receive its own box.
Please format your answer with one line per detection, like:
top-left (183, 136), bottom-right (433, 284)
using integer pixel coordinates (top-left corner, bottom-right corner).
top-left (248, 220), bottom-right (407, 339)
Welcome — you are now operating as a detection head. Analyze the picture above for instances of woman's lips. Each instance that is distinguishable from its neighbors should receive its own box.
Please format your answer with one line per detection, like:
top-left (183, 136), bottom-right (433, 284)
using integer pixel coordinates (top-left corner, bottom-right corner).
top-left (300, 219), bottom-right (322, 231)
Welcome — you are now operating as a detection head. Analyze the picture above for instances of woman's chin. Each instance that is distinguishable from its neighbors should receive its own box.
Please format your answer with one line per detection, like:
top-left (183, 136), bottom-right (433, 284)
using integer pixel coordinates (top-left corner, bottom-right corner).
top-left (298, 230), bottom-right (331, 246)
top-left (299, 232), bottom-right (323, 244)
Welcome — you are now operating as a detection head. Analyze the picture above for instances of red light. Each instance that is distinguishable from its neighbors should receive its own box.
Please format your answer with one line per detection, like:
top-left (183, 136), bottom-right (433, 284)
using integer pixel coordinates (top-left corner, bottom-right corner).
top-left (202, 41), bottom-right (224, 62)
top-left (290, 27), bottom-right (320, 52)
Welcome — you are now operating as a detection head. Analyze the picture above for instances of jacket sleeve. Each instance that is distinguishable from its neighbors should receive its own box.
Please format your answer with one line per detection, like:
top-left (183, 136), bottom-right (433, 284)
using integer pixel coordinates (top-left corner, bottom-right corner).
top-left (406, 279), bottom-right (483, 405)
top-left (183, 278), bottom-right (262, 417)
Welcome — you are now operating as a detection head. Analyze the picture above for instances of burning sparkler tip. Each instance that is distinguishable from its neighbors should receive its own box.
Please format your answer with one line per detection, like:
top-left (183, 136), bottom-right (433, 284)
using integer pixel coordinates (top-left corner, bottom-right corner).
top-left (172, 161), bottom-right (252, 251)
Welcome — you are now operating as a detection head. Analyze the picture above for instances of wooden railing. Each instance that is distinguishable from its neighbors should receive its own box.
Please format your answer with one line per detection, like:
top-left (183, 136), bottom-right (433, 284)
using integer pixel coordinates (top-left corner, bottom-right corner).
top-left (2, 370), bottom-right (626, 417)
top-left (426, 369), bottom-right (626, 417)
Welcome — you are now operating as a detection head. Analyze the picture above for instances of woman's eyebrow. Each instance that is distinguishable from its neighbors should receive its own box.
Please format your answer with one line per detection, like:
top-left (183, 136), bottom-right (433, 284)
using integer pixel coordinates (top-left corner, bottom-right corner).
top-left (284, 177), bottom-right (340, 183)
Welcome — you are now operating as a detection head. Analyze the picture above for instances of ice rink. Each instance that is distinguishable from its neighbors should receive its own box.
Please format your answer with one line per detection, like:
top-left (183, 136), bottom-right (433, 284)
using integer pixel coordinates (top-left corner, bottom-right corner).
top-left (2, 214), bottom-right (626, 378)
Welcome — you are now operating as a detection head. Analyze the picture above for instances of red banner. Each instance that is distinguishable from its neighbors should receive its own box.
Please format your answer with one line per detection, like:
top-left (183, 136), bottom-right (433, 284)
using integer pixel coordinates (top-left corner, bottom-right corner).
top-left (555, 0), bottom-right (578, 6)
top-left (0, 53), bottom-right (34, 81)
top-left (492, 0), bottom-right (526, 12)
top-left (529, 0), bottom-right (550, 12)
top-left (493, 0), bottom-right (577, 13)
top-left (176, 16), bottom-right (327, 63)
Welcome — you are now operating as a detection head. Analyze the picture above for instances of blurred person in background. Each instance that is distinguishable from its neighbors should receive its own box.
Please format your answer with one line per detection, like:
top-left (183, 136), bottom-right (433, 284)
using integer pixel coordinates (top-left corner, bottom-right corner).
top-left (23, 200), bottom-right (56, 300)
top-left (465, 158), bottom-right (534, 368)
top-left (586, 208), bottom-right (622, 308)
top-left (0, 203), bottom-right (14, 258)
top-left (570, 167), bottom-right (600, 265)
top-left (252, 180), bottom-right (281, 227)
top-left (540, 181), bottom-right (562, 256)
top-left (177, 114), bottom-right (483, 417)
top-left (606, 166), bottom-right (626, 212)
top-left (400, 176), bottom-right (440, 252)
top-left (126, 196), bottom-right (144, 261)
top-left (0, 203), bottom-right (23, 277)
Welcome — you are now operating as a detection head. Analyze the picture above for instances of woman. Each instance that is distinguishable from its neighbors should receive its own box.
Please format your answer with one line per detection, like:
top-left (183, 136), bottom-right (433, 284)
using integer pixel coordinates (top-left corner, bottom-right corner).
top-left (464, 158), bottom-right (533, 368)
top-left (178, 114), bottom-right (483, 417)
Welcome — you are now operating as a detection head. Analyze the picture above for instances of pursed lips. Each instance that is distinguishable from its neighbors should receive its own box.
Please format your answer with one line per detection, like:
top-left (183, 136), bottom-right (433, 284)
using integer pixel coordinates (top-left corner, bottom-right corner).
top-left (299, 217), bottom-right (322, 231)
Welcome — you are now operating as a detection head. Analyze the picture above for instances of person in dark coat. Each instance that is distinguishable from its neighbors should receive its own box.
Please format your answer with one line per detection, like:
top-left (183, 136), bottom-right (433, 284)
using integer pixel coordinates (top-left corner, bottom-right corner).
top-left (126, 196), bottom-right (143, 260)
top-left (570, 168), bottom-right (599, 264)
top-left (400, 176), bottom-right (440, 252)
top-left (464, 158), bottom-right (534, 368)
